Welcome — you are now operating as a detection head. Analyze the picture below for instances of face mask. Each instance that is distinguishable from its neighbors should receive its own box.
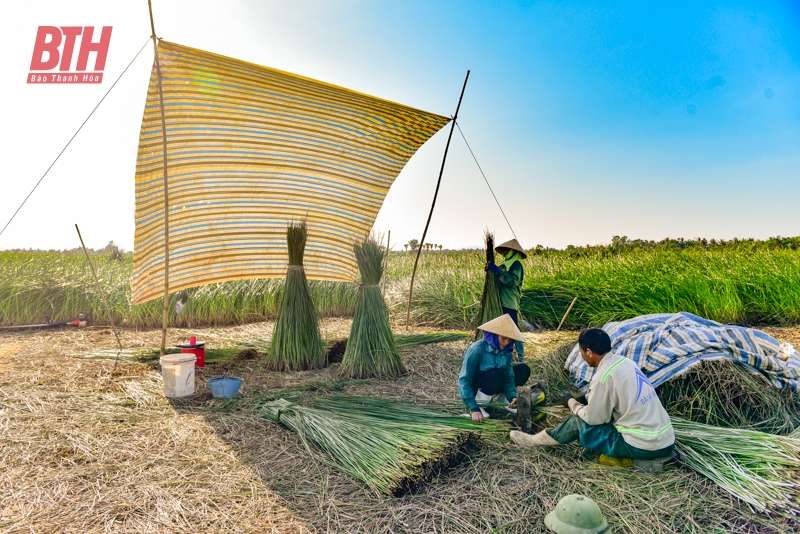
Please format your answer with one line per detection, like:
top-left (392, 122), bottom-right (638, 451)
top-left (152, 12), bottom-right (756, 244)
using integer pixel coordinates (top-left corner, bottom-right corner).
top-left (503, 250), bottom-right (522, 270)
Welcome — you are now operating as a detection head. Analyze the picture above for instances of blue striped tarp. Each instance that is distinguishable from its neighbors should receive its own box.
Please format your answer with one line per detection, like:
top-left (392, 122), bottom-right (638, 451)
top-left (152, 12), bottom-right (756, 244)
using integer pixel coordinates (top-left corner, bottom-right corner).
top-left (132, 41), bottom-right (449, 304)
top-left (565, 312), bottom-right (800, 392)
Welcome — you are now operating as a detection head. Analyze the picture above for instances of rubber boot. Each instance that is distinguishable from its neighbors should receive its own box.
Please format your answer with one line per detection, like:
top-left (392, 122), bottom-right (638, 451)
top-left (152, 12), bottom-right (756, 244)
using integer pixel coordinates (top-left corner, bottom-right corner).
top-left (475, 389), bottom-right (493, 404)
top-left (510, 429), bottom-right (560, 448)
top-left (496, 393), bottom-right (517, 415)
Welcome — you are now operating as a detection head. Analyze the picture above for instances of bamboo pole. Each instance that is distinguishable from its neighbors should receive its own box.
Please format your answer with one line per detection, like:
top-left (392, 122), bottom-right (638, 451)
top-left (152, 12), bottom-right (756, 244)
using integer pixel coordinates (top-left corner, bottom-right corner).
top-left (75, 225), bottom-right (123, 374)
top-left (148, 0), bottom-right (171, 356)
top-left (405, 70), bottom-right (470, 329)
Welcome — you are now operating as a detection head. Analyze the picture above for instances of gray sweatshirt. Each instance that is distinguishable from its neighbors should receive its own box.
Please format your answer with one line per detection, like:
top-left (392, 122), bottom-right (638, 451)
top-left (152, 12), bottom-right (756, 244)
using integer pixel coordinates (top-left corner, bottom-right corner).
top-left (567, 353), bottom-right (674, 451)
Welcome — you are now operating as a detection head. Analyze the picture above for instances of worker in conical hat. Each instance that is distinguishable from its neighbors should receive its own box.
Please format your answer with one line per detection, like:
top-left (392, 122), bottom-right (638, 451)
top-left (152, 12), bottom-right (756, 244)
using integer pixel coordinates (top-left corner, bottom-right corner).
top-left (458, 314), bottom-right (532, 422)
top-left (486, 238), bottom-right (527, 361)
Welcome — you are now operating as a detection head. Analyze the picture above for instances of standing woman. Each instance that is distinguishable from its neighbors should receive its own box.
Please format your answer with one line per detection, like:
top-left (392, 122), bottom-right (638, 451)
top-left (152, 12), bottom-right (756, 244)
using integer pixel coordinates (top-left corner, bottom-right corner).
top-left (487, 239), bottom-right (526, 362)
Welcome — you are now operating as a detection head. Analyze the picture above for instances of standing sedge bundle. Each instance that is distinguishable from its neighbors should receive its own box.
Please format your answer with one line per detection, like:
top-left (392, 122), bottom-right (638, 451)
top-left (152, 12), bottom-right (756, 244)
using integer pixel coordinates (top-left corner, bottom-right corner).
top-left (474, 231), bottom-right (503, 339)
top-left (339, 236), bottom-right (405, 378)
top-left (266, 220), bottom-right (324, 371)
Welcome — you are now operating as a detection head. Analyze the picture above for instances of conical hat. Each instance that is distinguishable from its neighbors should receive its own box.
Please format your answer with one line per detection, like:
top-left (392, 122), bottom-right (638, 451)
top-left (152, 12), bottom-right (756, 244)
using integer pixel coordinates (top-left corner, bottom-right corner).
top-left (495, 238), bottom-right (527, 259)
top-left (478, 314), bottom-right (524, 341)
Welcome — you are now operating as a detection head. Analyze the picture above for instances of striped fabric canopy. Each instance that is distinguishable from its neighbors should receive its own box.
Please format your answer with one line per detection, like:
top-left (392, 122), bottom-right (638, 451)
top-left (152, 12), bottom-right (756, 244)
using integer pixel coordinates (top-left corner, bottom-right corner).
top-left (133, 41), bottom-right (449, 304)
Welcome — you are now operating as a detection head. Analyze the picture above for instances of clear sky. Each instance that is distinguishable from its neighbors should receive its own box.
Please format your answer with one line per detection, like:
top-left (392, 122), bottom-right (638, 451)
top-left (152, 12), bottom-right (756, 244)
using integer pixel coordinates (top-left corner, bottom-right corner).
top-left (1, 0), bottom-right (798, 251)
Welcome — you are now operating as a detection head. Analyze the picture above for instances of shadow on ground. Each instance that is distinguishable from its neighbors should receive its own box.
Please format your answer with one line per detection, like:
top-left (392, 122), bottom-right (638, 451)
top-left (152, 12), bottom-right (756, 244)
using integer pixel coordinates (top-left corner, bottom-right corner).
top-left (170, 341), bottom-right (794, 534)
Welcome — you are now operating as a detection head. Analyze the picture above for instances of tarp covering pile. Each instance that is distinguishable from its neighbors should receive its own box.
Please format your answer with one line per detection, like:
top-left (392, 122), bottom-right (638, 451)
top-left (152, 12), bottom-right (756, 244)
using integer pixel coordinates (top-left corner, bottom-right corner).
top-left (132, 41), bottom-right (449, 304)
top-left (565, 312), bottom-right (800, 391)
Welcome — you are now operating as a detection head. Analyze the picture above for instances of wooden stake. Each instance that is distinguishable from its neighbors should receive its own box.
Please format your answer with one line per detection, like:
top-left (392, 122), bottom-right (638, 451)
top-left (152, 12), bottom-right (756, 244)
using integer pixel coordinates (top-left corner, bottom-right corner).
top-left (557, 296), bottom-right (578, 331)
top-left (382, 230), bottom-right (390, 295)
top-left (405, 70), bottom-right (470, 329)
top-left (148, 0), bottom-right (171, 356)
top-left (516, 386), bottom-right (532, 433)
top-left (75, 225), bottom-right (123, 374)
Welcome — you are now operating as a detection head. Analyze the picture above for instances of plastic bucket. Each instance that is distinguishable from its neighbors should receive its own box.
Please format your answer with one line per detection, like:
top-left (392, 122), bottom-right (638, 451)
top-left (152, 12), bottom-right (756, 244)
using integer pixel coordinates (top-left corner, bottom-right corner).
top-left (208, 376), bottom-right (243, 398)
top-left (160, 353), bottom-right (196, 398)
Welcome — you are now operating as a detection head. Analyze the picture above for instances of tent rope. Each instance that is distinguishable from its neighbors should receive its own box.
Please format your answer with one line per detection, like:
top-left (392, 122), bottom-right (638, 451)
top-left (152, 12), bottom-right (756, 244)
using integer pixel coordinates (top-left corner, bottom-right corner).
top-left (455, 122), bottom-right (518, 241)
top-left (0, 38), bottom-right (151, 239)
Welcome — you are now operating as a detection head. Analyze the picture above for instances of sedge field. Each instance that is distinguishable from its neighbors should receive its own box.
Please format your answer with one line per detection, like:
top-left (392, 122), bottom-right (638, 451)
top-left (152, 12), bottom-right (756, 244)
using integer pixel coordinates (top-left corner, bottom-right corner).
top-left (3, 237), bottom-right (800, 330)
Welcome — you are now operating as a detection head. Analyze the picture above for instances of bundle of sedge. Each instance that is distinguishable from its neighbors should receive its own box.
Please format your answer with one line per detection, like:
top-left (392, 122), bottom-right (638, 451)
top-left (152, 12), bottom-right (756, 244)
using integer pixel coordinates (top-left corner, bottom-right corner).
top-left (266, 220), bottom-right (324, 371)
top-left (339, 236), bottom-right (405, 378)
top-left (263, 397), bottom-right (507, 496)
top-left (672, 418), bottom-right (800, 518)
top-left (474, 231), bottom-right (503, 339)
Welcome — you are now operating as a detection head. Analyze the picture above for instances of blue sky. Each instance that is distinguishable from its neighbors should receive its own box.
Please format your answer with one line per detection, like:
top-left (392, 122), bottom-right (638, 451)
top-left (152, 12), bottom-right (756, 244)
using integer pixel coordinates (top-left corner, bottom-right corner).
top-left (1, 0), bottom-right (798, 250)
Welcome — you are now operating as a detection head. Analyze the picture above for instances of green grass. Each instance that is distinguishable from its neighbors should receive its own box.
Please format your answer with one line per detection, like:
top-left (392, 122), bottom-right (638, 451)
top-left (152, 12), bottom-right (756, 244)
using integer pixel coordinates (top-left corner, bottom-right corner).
top-left (4, 237), bottom-right (800, 329)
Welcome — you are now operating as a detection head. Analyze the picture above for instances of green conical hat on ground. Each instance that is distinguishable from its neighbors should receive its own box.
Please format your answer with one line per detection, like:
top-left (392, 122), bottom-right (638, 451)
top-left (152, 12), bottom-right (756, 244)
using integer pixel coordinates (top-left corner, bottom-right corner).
top-left (544, 494), bottom-right (610, 534)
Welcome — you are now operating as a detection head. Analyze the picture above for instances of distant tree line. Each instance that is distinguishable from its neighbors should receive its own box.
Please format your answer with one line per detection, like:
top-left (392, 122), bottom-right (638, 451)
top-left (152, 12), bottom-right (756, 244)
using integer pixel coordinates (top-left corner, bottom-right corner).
top-left (390, 235), bottom-right (800, 257)
top-left (529, 235), bottom-right (800, 258)
top-left (403, 239), bottom-right (443, 252)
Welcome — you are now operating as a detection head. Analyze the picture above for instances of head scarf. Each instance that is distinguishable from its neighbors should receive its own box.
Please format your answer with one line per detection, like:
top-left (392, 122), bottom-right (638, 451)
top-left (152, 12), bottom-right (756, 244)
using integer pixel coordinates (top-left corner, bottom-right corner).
top-left (503, 249), bottom-right (523, 270)
top-left (483, 331), bottom-right (514, 352)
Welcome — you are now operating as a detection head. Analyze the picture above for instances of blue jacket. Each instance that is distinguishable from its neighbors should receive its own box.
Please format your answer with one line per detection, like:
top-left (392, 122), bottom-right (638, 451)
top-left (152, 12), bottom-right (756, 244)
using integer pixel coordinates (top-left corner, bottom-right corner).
top-left (458, 338), bottom-right (517, 412)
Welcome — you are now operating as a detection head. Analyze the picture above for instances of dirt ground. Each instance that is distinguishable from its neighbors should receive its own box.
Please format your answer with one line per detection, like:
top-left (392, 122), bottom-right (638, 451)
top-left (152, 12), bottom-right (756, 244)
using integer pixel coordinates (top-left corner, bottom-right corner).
top-left (2, 322), bottom-right (798, 533)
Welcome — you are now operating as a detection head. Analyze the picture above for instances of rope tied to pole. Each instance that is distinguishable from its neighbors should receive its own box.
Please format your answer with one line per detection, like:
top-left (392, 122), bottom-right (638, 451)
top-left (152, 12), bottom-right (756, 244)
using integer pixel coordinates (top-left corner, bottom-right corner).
top-left (455, 122), bottom-right (518, 240)
top-left (0, 38), bottom-right (150, 240)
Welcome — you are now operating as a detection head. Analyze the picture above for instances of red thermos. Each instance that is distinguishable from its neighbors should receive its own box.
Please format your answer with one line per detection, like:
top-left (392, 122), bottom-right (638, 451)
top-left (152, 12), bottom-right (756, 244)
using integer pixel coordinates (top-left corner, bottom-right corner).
top-left (178, 335), bottom-right (205, 367)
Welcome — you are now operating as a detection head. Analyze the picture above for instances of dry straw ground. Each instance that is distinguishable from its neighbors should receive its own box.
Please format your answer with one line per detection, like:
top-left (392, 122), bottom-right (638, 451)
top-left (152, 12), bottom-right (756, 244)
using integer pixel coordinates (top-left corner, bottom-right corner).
top-left (2, 321), bottom-right (798, 533)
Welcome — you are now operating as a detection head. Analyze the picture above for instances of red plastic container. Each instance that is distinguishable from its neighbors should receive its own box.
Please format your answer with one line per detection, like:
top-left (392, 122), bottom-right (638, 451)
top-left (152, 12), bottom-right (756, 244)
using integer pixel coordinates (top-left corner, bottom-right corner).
top-left (177, 335), bottom-right (205, 367)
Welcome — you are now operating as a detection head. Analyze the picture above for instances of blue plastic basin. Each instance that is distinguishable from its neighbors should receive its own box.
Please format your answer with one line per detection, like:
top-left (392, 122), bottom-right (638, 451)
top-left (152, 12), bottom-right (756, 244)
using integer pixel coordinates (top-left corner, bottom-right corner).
top-left (208, 376), bottom-right (243, 398)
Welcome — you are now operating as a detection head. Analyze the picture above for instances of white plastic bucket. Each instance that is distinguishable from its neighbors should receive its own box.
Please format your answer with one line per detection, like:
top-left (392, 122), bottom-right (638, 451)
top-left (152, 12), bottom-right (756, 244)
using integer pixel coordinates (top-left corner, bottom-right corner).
top-left (160, 353), bottom-right (196, 398)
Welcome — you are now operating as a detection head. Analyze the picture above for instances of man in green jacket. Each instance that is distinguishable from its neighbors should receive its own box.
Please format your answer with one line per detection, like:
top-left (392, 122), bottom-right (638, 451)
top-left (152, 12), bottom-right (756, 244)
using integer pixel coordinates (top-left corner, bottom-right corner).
top-left (487, 238), bottom-right (526, 361)
top-left (458, 314), bottom-right (531, 422)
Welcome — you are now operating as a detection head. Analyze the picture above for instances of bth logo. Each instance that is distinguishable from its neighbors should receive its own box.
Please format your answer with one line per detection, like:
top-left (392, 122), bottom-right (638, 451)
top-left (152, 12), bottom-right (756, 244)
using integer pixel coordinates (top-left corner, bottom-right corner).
top-left (28, 26), bottom-right (112, 84)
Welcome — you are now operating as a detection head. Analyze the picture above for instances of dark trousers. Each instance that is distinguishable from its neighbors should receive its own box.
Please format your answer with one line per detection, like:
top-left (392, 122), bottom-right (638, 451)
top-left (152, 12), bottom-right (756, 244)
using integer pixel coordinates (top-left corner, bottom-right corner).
top-left (472, 364), bottom-right (531, 396)
top-left (549, 416), bottom-right (675, 460)
top-left (502, 306), bottom-right (525, 361)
